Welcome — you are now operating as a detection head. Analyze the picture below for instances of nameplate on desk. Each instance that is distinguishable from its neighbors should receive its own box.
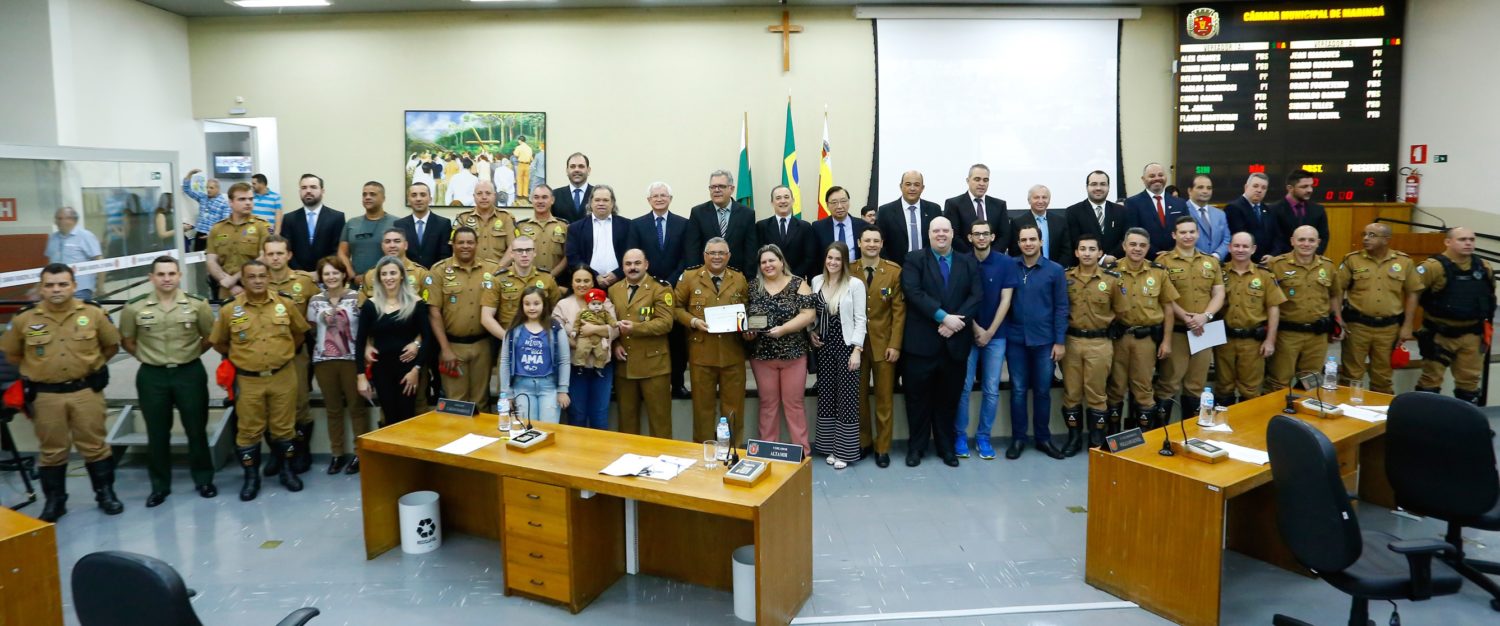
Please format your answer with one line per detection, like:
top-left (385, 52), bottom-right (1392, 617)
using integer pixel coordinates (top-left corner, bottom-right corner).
top-left (746, 439), bottom-right (804, 463)
top-left (1105, 428), bottom-right (1146, 453)
top-left (435, 398), bottom-right (476, 417)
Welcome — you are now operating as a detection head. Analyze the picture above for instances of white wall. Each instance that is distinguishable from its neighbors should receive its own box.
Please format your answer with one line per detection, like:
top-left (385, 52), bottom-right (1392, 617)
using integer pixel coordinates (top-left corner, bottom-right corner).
top-left (0, 0), bottom-right (60, 146)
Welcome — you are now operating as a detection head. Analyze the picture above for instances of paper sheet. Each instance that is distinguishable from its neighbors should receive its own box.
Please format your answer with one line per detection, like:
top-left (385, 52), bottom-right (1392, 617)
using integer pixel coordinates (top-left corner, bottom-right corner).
top-left (1199, 422), bottom-right (1234, 433)
top-left (704, 304), bottom-right (748, 333)
top-left (1361, 405), bottom-right (1389, 413)
top-left (1186, 320), bottom-right (1227, 355)
top-left (600, 454), bottom-right (698, 480)
top-left (1202, 439), bottom-right (1269, 465)
top-left (434, 433), bottom-right (500, 455)
top-left (600, 453), bottom-right (655, 476)
top-left (1338, 404), bottom-right (1387, 422)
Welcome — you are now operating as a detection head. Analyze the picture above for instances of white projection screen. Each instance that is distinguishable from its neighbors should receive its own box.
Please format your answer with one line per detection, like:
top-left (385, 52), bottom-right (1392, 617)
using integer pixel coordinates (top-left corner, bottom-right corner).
top-left (875, 18), bottom-right (1120, 208)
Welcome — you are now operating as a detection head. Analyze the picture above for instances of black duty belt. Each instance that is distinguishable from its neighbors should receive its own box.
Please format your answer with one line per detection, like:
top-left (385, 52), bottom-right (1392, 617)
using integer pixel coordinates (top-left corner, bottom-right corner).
top-left (235, 361), bottom-right (290, 378)
top-left (1226, 324), bottom-right (1268, 340)
top-left (448, 333), bottom-right (491, 345)
top-left (1118, 324), bottom-right (1163, 339)
top-left (32, 379), bottom-right (91, 394)
top-left (1066, 327), bottom-right (1111, 339)
top-left (1280, 317), bottom-right (1331, 334)
top-left (1343, 307), bottom-right (1403, 328)
top-left (1423, 318), bottom-right (1484, 338)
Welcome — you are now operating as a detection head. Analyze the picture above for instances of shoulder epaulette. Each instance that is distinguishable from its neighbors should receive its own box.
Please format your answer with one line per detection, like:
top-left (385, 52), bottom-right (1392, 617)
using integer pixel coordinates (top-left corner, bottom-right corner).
top-left (14, 303), bottom-right (37, 314)
top-left (1342, 250), bottom-right (1361, 259)
top-left (683, 264), bottom-right (704, 272)
top-left (1255, 262), bottom-right (1271, 271)
top-left (81, 299), bottom-right (103, 309)
top-left (1101, 261), bottom-right (1118, 270)
top-left (185, 292), bottom-right (207, 301)
top-left (126, 293), bottom-right (150, 304)
top-left (1394, 250), bottom-right (1411, 257)
top-left (656, 278), bottom-right (672, 287)
top-left (1149, 261), bottom-right (1166, 269)
top-left (1318, 255), bottom-right (1333, 263)
top-left (1102, 268), bottom-right (1121, 278)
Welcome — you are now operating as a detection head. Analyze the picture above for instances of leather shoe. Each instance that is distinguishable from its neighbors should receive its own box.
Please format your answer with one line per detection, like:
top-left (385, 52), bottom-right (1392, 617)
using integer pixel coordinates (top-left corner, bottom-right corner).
top-left (1036, 440), bottom-right (1066, 460)
top-left (197, 483), bottom-right (217, 498)
top-left (942, 455), bottom-right (960, 467)
top-left (145, 491), bottom-right (169, 508)
top-left (344, 455), bottom-right (361, 474)
top-left (327, 454), bottom-right (349, 475)
top-left (905, 452), bottom-right (921, 467)
top-left (1005, 440), bottom-right (1026, 460)
top-left (672, 386), bottom-right (691, 399)
top-left (875, 453), bottom-right (890, 468)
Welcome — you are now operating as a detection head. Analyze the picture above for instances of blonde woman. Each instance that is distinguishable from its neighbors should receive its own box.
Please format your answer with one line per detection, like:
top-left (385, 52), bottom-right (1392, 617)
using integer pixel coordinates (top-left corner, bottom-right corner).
top-left (356, 256), bottom-right (433, 425)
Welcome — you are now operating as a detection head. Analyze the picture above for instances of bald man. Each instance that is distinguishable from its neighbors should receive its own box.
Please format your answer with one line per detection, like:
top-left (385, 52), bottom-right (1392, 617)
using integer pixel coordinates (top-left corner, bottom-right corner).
top-left (1124, 163), bottom-right (1191, 256)
top-left (1267, 225), bottom-right (1341, 391)
top-left (876, 170), bottom-right (944, 265)
top-left (1335, 223), bottom-right (1419, 394)
top-left (453, 180), bottom-right (516, 266)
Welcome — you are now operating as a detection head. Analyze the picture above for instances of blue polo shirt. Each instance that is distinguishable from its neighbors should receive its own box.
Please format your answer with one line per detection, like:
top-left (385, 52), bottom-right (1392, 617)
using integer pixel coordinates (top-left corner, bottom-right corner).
top-left (972, 251), bottom-right (1020, 329)
top-left (1003, 255), bottom-right (1069, 347)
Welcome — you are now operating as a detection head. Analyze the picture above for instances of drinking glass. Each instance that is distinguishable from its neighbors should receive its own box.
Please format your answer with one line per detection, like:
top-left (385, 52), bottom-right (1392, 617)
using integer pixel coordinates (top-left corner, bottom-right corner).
top-left (1349, 379), bottom-right (1366, 405)
top-left (703, 441), bottom-right (719, 469)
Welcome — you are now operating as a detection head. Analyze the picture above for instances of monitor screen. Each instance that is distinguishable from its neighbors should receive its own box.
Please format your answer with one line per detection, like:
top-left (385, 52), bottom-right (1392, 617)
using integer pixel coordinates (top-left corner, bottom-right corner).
top-left (213, 153), bottom-right (253, 176)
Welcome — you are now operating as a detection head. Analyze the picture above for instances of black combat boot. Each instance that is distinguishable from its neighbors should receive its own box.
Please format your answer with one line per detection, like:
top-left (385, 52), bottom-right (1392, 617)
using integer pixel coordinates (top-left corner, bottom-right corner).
top-left (1060, 406), bottom-right (1085, 457)
top-left (274, 439), bottom-right (304, 492)
top-left (237, 446), bottom-right (262, 501)
top-left (1106, 404), bottom-right (1123, 435)
top-left (1180, 395), bottom-right (1200, 425)
top-left (1454, 388), bottom-right (1481, 405)
top-left (84, 457), bottom-right (125, 515)
top-left (1135, 404), bottom-right (1152, 431)
top-left (38, 465), bottom-right (69, 522)
top-left (1088, 408), bottom-right (1111, 449)
top-left (291, 422), bottom-right (314, 475)
top-left (261, 432), bottom-right (281, 477)
top-left (1156, 398), bottom-right (1176, 429)
top-left (1413, 386), bottom-right (1441, 395)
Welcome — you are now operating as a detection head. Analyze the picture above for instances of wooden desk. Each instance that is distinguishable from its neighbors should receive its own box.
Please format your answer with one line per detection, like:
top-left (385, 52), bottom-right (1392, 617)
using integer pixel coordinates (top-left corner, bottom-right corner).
top-left (1084, 389), bottom-right (1394, 626)
top-left (0, 506), bottom-right (62, 626)
top-left (358, 413), bottom-right (813, 625)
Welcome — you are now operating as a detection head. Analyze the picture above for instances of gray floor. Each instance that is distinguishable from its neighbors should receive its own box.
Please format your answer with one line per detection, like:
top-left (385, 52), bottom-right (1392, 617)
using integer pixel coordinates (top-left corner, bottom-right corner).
top-left (8, 424), bottom-right (1500, 626)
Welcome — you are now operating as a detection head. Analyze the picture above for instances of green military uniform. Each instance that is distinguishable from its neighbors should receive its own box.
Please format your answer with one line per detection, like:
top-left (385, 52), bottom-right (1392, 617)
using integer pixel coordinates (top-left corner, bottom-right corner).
top-left (1106, 259), bottom-right (1179, 431)
top-left (1063, 265), bottom-right (1125, 446)
top-left (496, 268), bottom-right (559, 330)
top-left (1336, 249), bottom-right (1420, 394)
top-left (1267, 253), bottom-right (1341, 391)
top-left (857, 259), bottom-right (905, 456)
top-left (609, 276), bottom-right (675, 438)
top-left (454, 209), bottom-right (516, 264)
top-left (428, 256), bottom-right (502, 403)
top-left (674, 265), bottom-right (749, 442)
top-left (1414, 252), bottom-right (1495, 403)
top-left (205, 215), bottom-right (270, 299)
top-left (121, 291), bottom-right (215, 495)
top-left (1214, 264), bottom-right (1287, 402)
top-left (517, 216), bottom-right (569, 275)
top-left (1155, 248), bottom-right (1221, 421)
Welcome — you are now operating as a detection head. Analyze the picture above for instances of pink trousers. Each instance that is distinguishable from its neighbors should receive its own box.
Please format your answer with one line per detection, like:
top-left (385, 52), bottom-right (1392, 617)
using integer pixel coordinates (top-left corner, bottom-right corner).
top-left (750, 356), bottom-right (810, 453)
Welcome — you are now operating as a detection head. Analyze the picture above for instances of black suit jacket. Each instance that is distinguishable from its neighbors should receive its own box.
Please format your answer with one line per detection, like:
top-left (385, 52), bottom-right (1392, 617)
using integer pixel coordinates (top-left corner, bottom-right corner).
top-left (1008, 210), bottom-right (1070, 261)
top-left (281, 206), bottom-right (345, 272)
top-left (943, 193), bottom-right (1011, 254)
top-left (1266, 198), bottom-right (1329, 256)
top-left (684, 201), bottom-right (758, 274)
top-left (394, 213), bottom-right (452, 269)
top-left (1224, 196), bottom-right (1281, 258)
top-left (809, 216), bottom-right (866, 260)
top-left (900, 249), bottom-right (983, 362)
top-left (875, 199), bottom-right (944, 264)
top-left (626, 211), bottom-right (691, 284)
top-left (564, 214), bottom-right (630, 281)
top-left (760, 215), bottom-right (822, 279)
top-left (1123, 191), bottom-right (1191, 256)
top-left (551, 184), bottom-right (593, 223)
top-left (1062, 200), bottom-right (1127, 265)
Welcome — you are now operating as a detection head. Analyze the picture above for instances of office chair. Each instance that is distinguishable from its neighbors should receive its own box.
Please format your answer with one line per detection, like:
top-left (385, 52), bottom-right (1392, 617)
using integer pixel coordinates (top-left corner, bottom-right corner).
top-left (1265, 414), bottom-right (1461, 626)
top-left (1386, 391), bottom-right (1500, 611)
top-left (72, 551), bottom-right (320, 626)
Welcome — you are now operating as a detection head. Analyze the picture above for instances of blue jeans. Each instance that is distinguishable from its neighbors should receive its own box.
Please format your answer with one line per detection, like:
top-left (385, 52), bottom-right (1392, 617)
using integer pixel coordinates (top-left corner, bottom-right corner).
top-left (567, 362), bottom-right (613, 429)
top-left (955, 337), bottom-right (1006, 441)
top-left (510, 375), bottom-right (561, 424)
top-left (1007, 342), bottom-right (1055, 443)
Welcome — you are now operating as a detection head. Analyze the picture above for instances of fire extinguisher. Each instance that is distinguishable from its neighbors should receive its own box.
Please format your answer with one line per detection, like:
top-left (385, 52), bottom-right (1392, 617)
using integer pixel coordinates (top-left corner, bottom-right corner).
top-left (1401, 167), bottom-right (1420, 204)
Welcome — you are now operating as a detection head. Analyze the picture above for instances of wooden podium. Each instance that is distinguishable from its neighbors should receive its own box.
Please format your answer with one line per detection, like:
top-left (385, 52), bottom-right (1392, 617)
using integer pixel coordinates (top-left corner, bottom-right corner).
top-left (0, 507), bottom-right (62, 626)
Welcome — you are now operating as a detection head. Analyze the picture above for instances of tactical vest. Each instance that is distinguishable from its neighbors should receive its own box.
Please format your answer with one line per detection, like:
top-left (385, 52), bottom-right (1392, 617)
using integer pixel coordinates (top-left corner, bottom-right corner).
top-left (1420, 255), bottom-right (1496, 321)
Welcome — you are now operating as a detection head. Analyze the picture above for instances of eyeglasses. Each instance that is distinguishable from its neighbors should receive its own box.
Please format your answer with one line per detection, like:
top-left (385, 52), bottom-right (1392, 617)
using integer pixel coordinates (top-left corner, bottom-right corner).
top-left (971, 232), bottom-right (993, 238)
top-left (705, 251), bottom-right (729, 257)
top-left (709, 184), bottom-right (731, 191)
top-left (513, 248), bottom-right (535, 254)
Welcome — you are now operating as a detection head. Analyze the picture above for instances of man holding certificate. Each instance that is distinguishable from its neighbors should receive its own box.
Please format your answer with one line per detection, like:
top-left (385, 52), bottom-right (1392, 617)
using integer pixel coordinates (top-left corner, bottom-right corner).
top-left (674, 238), bottom-right (749, 442)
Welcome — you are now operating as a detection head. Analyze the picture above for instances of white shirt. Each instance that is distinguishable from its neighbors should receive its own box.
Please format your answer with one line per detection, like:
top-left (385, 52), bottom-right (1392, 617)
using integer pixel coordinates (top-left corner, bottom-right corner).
top-left (445, 170), bottom-right (478, 206)
top-left (590, 215), bottom-right (619, 276)
top-left (906, 204), bottom-right (923, 251)
top-left (410, 213), bottom-right (429, 244)
top-left (493, 164), bottom-right (517, 201)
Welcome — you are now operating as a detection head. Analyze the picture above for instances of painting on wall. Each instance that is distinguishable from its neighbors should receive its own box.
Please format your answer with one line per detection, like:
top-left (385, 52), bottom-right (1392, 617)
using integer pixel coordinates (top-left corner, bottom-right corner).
top-left (404, 110), bottom-right (547, 208)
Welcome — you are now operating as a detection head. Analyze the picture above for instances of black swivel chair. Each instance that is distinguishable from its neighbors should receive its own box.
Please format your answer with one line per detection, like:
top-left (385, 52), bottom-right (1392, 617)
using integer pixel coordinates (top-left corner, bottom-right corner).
top-left (1265, 414), bottom-right (1461, 626)
top-left (72, 551), bottom-right (320, 626)
top-left (1386, 391), bottom-right (1500, 611)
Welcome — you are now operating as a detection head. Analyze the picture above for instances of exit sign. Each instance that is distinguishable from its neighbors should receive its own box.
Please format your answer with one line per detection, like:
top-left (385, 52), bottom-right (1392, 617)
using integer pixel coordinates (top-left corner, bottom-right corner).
top-left (0, 198), bottom-right (16, 221)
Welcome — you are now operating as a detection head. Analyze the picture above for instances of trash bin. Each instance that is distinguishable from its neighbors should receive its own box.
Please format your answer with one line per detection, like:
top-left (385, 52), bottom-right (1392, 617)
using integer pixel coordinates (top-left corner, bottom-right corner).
top-left (398, 490), bottom-right (442, 555)
top-left (731, 544), bottom-right (755, 622)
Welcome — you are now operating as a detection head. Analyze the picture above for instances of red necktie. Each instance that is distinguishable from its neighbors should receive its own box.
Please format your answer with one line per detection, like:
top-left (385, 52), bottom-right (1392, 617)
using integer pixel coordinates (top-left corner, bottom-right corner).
top-left (1154, 195), bottom-right (1165, 226)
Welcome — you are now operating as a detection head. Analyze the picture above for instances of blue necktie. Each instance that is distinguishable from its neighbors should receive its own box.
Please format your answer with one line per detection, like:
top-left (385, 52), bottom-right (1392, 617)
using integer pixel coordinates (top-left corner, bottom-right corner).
top-left (1037, 214), bottom-right (1049, 259)
top-left (415, 219), bottom-right (425, 246)
top-left (1253, 204), bottom-right (1262, 223)
top-left (574, 188), bottom-right (583, 210)
top-left (306, 211), bottom-right (317, 243)
top-left (939, 254), bottom-right (951, 286)
top-left (656, 216), bottom-right (665, 248)
top-left (836, 222), bottom-right (846, 248)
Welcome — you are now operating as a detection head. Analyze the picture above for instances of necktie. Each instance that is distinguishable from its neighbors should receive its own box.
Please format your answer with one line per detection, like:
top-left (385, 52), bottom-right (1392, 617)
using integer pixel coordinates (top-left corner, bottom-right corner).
top-left (656, 216), bottom-right (665, 248)
top-left (306, 211), bottom-right (317, 243)
top-left (865, 266), bottom-right (874, 285)
top-left (573, 188), bottom-right (583, 210)
top-left (1037, 214), bottom-right (1049, 259)
top-left (1294, 203), bottom-right (1305, 219)
top-left (975, 198), bottom-right (985, 222)
top-left (1253, 203), bottom-right (1262, 223)
top-left (908, 206), bottom-right (921, 251)
top-left (780, 217), bottom-right (788, 239)
top-left (1154, 195), bottom-right (1165, 227)
top-left (628, 284), bottom-right (638, 302)
top-left (717, 208), bottom-right (729, 236)
top-left (1095, 205), bottom-right (1104, 230)
top-left (712, 275), bottom-right (722, 292)
top-left (415, 219), bottom-right (425, 245)
top-left (1198, 208), bottom-right (1211, 238)
top-left (939, 254), bottom-right (951, 286)
top-left (837, 222), bottom-right (846, 248)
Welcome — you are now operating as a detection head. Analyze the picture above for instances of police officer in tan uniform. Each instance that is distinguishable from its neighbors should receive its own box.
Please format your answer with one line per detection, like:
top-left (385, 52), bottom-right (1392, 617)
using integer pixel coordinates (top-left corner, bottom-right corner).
top-left (428, 227), bottom-right (502, 404)
top-left (1155, 216), bottom-right (1224, 424)
top-left (674, 237), bottom-right (749, 442)
top-left (1063, 234), bottom-right (1126, 451)
top-left (120, 256), bottom-right (216, 507)
top-left (261, 234), bottom-right (322, 477)
top-left (205, 182), bottom-right (270, 299)
top-left (210, 259), bottom-right (310, 501)
top-left (1, 264), bottom-right (122, 522)
top-left (855, 228), bottom-right (904, 467)
top-left (1106, 228), bottom-right (1179, 432)
top-left (485, 236), bottom-right (559, 332)
top-left (359, 229), bottom-right (432, 301)
top-left (1414, 227), bottom-right (1495, 404)
top-left (609, 248), bottom-right (676, 438)
top-left (1267, 225), bottom-right (1341, 391)
top-left (453, 180), bottom-right (516, 265)
top-left (518, 184), bottom-right (569, 282)
top-left (1214, 232), bottom-right (1287, 403)
top-left (1335, 222), bottom-right (1419, 394)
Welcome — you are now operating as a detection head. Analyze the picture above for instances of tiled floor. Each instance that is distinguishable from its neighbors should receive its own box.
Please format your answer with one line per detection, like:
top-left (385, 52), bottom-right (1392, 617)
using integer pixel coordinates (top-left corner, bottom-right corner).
top-left (9, 416), bottom-right (1499, 626)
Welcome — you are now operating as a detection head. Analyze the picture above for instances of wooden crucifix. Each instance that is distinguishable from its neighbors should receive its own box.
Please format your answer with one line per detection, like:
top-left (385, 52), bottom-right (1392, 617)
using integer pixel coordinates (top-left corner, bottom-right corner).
top-left (766, 10), bottom-right (803, 72)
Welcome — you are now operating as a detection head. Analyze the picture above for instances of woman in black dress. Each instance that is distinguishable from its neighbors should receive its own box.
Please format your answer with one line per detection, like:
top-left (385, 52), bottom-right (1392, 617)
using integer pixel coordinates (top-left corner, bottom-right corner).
top-left (356, 256), bottom-right (433, 426)
top-left (810, 243), bottom-right (866, 469)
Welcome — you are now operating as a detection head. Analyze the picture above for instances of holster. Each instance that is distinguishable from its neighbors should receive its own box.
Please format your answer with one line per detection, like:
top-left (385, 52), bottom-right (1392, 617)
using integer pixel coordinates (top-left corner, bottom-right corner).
top-left (86, 368), bottom-right (109, 392)
top-left (1415, 327), bottom-right (1450, 366)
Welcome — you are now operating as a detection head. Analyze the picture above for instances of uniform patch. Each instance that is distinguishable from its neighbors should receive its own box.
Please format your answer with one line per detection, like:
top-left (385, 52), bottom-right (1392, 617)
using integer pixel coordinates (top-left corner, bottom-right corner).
top-left (1097, 281), bottom-right (1108, 292)
top-left (1145, 277), bottom-right (1156, 287)
top-left (1416, 265), bottom-right (1426, 275)
top-left (445, 266), bottom-right (456, 274)
top-left (1288, 289), bottom-right (1296, 296)
top-left (77, 315), bottom-right (89, 326)
top-left (482, 273), bottom-right (493, 281)
top-left (1250, 278), bottom-right (1262, 289)
top-left (663, 292), bottom-right (674, 306)
top-left (1317, 268), bottom-right (1328, 279)
top-left (292, 283), bottom-right (303, 293)
top-left (534, 280), bottom-right (545, 290)
top-left (424, 276), bottom-right (434, 285)
top-left (274, 303), bottom-right (287, 315)
top-left (482, 281), bottom-right (492, 289)
top-left (28, 323), bottom-right (45, 331)
top-left (554, 226), bottom-right (564, 236)
top-left (1391, 263), bottom-right (1403, 273)
top-left (1202, 261), bottom-right (1212, 270)
top-left (246, 226), bottom-right (257, 235)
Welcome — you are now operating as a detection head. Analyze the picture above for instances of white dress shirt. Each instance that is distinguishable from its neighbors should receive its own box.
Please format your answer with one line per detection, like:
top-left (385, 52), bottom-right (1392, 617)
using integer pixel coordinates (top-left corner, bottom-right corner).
top-left (590, 215), bottom-right (619, 276)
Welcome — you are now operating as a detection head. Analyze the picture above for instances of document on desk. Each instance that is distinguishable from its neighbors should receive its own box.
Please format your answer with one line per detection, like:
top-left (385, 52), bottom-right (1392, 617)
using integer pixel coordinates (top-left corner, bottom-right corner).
top-left (434, 433), bottom-right (501, 455)
top-left (1338, 404), bottom-right (1387, 422)
top-left (704, 304), bottom-right (748, 333)
top-left (1201, 439), bottom-right (1269, 465)
top-left (600, 454), bottom-right (656, 477)
top-left (1186, 320), bottom-right (1227, 354)
top-left (600, 454), bottom-right (697, 480)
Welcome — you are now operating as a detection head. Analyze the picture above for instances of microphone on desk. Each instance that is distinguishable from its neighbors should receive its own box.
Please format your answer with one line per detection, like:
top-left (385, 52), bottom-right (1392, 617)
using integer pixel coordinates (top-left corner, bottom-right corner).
top-left (725, 411), bottom-right (741, 468)
top-left (1159, 410), bottom-right (1176, 457)
top-left (1284, 373), bottom-right (1300, 414)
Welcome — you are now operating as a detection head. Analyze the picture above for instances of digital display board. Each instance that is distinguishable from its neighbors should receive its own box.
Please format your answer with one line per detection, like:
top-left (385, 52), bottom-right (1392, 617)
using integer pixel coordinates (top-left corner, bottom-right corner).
top-left (1174, 3), bottom-right (1404, 202)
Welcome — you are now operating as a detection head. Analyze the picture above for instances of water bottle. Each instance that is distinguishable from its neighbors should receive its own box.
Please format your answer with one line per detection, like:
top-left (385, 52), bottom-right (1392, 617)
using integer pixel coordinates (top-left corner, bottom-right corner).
top-left (497, 393), bottom-right (512, 434)
top-left (1322, 356), bottom-right (1339, 391)
top-left (1197, 387), bottom-right (1215, 427)
top-left (715, 417), bottom-right (731, 462)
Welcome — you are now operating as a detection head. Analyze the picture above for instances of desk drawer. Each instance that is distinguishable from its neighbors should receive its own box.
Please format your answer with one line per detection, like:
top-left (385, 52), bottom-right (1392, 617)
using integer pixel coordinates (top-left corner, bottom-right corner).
top-left (508, 562), bottom-right (572, 603)
top-left (505, 509), bottom-right (569, 546)
top-left (505, 535), bottom-right (570, 574)
top-left (503, 477), bottom-right (568, 517)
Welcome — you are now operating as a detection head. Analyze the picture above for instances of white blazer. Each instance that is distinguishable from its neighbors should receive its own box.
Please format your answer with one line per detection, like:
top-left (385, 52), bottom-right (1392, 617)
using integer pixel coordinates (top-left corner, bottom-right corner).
top-left (810, 274), bottom-right (867, 348)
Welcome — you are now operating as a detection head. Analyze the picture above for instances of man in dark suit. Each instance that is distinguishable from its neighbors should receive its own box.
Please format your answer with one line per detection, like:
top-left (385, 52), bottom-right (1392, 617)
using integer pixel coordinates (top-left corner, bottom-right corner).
top-left (550, 152), bottom-right (593, 223)
top-left (280, 173), bottom-right (344, 272)
top-left (876, 170), bottom-right (944, 264)
top-left (1009, 185), bottom-right (1069, 261)
top-left (394, 182), bottom-right (452, 268)
top-left (759, 185), bottom-right (821, 279)
top-left (900, 216), bottom-right (983, 467)
top-left (627, 181), bottom-right (693, 397)
top-left (1224, 172), bottom-right (1278, 263)
top-left (1123, 162), bottom-right (1190, 256)
top-left (564, 184), bottom-right (630, 286)
top-left (944, 164), bottom-right (1011, 254)
top-left (1266, 169), bottom-right (1329, 257)
top-left (810, 186), bottom-right (866, 263)
top-left (684, 169), bottom-right (758, 275)
top-left (1063, 170), bottom-right (1127, 266)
